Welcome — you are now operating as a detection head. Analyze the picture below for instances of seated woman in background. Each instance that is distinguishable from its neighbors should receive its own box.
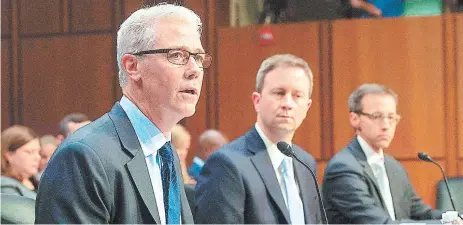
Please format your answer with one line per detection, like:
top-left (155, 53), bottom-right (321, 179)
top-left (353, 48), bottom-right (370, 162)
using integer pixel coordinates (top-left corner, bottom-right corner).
top-left (171, 124), bottom-right (196, 184)
top-left (1, 125), bottom-right (41, 199)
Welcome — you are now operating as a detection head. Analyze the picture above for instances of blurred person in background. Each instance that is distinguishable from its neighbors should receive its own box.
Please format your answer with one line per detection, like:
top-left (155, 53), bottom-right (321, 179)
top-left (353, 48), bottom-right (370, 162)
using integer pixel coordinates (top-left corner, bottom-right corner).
top-left (346, 0), bottom-right (404, 18)
top-left (171, 124), bottom-right (196, 184)
top-left (1, 125), bottom-right (41, 199)
top-left (57, 112), bottom-right (91, 141)
top-left (188, 129), bottom-right (228, 180)
top-left (34, 135), bottom-right (60, 181)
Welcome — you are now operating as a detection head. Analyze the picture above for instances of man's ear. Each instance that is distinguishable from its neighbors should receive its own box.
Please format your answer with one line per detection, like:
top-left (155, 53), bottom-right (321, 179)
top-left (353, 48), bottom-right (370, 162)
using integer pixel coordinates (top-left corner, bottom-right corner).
top-left (349, 112), bottom-right (360, 129)
top-left (121, 54), bottom-right (142, 81)
top-left (251, 92), bottom-right (261, 112)
top-left (4, 151), bottom-right (13, 163)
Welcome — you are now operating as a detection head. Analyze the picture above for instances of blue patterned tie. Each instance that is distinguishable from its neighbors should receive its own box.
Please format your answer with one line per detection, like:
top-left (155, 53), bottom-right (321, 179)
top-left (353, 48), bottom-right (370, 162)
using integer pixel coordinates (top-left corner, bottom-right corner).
top-left (158, 142), bottom-right (181, 224)
top-left (281, 158), bottom-right (305, 224)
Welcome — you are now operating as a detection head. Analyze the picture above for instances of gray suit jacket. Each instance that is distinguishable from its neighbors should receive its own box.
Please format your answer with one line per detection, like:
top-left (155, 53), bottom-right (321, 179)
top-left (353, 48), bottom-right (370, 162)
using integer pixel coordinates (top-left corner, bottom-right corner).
top-left (35, 103), bottom-right (193, 224)
top-left (322, 137), bottom-right (441, 224)
top-left (0, 176), bottom-right (36, 199)
top-left (194, 127), bottom-right (322, 224)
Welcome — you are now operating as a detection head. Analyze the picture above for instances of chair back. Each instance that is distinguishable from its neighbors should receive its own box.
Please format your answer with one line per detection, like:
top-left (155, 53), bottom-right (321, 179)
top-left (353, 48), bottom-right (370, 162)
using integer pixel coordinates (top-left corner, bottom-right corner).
top-left (436, 177), bottom-right (463, 212)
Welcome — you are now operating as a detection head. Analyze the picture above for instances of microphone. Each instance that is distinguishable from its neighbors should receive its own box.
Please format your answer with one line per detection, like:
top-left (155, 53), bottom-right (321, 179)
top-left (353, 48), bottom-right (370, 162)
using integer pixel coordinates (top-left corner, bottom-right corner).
top-left (417, 152), bottom-right (462, 219)
top-left (277, 141), bottom-right (328, 224)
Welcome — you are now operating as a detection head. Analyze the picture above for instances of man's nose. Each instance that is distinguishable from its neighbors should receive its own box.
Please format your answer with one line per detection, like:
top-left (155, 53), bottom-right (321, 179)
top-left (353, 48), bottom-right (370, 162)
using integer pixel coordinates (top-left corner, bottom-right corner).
top-left (281, 94), bottom-right (296, 109)
top-left (185, 57), bottom-right (201, 80)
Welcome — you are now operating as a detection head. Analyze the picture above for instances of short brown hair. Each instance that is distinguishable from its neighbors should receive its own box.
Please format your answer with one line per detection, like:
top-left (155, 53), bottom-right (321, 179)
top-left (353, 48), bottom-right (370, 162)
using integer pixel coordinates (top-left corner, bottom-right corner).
top-left (256, 54), bottom-right (313, 96)
top-left (1, 125), bottom-right (38, 173)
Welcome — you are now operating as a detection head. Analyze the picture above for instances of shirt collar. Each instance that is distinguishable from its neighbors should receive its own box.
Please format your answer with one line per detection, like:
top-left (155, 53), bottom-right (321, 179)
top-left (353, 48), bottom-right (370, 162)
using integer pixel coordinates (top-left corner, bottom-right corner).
top-left (120, 96), bottom-right (171, 157)
top-left (255, 123), bottom-right (291, 171)
top-left (357, 135), bottom-right (384, 165)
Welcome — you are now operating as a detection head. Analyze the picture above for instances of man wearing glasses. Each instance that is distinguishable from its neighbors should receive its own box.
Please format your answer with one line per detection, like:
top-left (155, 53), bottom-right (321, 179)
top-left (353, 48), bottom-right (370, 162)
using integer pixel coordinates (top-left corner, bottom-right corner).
top-left (322, 83), bottom-right (441, 224)
top-left (35, 3), bottom-right (210, 224)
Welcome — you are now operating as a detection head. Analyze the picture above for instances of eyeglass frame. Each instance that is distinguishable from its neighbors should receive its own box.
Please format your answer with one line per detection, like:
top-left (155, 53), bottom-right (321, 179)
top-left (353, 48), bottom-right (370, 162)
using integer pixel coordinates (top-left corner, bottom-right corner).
top-left (129, 48), bottom-right (212, 68)
top-left (355, 111), bottom-right (401, 124)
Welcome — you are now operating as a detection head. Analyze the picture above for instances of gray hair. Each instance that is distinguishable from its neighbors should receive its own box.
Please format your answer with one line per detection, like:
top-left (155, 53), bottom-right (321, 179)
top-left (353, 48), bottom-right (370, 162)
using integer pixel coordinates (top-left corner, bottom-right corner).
top-left (348, 83), bottom-right (398, 113)
top-left (255, 54), bottom-right (314, 97)
top-left (117, 3), bottom-right (202, 86)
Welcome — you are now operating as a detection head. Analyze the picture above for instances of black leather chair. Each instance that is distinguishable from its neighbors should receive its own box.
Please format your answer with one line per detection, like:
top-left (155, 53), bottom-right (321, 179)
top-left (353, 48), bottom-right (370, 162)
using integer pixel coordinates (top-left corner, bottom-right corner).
top-left (0, 193), bottom-right (36, 224)
top-left (436, 177), bottom-right (463, 212)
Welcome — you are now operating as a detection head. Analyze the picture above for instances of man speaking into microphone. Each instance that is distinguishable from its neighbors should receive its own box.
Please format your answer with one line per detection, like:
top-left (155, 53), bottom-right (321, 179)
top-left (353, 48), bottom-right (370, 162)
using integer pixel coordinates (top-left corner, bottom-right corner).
top-left (323, 83), bottom-right (442, 224)
top-left (194, 54), bottom-right (322, 224)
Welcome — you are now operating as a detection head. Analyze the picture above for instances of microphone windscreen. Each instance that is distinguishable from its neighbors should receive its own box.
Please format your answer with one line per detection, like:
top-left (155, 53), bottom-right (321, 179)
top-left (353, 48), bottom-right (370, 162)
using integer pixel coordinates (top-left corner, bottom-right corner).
top-left (418, 152), bottom-right (432, 162)
top-left (277, 141), bottom-right (292, 156)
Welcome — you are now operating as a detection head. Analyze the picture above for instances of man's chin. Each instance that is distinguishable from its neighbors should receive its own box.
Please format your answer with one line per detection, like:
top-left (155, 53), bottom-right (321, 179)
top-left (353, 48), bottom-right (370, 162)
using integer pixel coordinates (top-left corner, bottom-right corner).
top-left (182, 106), bottom-right (196, 118)
top-left (273, 123), bottom-right (296, 133)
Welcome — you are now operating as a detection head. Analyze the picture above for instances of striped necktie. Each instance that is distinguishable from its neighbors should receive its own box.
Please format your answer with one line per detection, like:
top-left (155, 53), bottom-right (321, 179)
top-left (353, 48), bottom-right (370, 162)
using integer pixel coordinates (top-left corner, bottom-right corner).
top-left (158, 142), bottom-right (181, 224)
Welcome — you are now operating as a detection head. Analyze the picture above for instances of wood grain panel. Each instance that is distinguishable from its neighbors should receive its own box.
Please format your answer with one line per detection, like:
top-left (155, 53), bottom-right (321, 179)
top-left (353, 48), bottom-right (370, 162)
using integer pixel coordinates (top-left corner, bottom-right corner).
top-left (1, 0), bottom-right (11, 37)
top-left (456, 14), bottom-right (463, 159)
top-left (123, 0), bottom-right (143, 19)
top-left (317, 160), bottom-right (327, 184)
top-left (21, 35), bottom-right (115, 135)
top-left (183, 0), bottom-right (208, 165)
top-left (19, 0), bottom-right (61, 35)
top-left (1, 40), bottom-right (11, 130)
top-left (331, 16), bottom-right (445, 160)
top-left (71, 0), bottom-right (112, 32)
top-left (402, 160), bottom-right (446, 208)
top-left (217, 22), bottom-right (322, 159)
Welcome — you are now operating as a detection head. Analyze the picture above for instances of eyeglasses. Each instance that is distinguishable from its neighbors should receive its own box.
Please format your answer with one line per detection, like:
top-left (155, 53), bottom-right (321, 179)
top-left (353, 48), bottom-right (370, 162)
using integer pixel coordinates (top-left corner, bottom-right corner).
top-left (130, 49), bottom-right (212, 69)
top-left (356, 111), bottom-right (401, 124)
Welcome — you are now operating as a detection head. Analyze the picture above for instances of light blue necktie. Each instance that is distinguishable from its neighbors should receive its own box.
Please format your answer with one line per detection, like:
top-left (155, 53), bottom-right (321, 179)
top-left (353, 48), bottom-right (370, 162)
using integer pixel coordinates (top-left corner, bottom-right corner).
top-left (281, 158), bottom-right (305, 224)
top-left (158, 142), bottom-right (181, 224)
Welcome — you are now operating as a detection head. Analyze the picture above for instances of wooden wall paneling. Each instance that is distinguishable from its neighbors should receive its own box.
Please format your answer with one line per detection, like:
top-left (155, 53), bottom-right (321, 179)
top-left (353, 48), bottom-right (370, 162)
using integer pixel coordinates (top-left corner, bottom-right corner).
top-left (61, 0), bottom-right (70, 32)
top-left (11, 0), bottom-right (20, 125)
top-left (217, 22), bottom-right (323, 159)
top-left (460, 159), bottom-right (463, 176)
top-left (1, 0), bottom-right (11, 37)
top-left (443, 14), bottom-right (458, 176)
top-left (402, 160), bottom-right (446, 208)
top-left (123, 0), bottom-right (144, 19)
top-left (71, 0), bottom-right (112, 32)
top-left (1, 41), bottom-right (12, 130)
top-left (319, 22), bottom-right (333, 160)
top-left (183, 0), bottom-right (208, 164)
top-left (317, 161), bottom-right (327, 184)
top-left (19, 0), bottom-right (61, 36)
top-left (456, 14), bottom-right (463, 160)
top-left (20, 35), bottom-right (115, 135)
top-left (331, 17), bottom-right (446, 160)
top-left (111, 1), bottom-right (124, 100)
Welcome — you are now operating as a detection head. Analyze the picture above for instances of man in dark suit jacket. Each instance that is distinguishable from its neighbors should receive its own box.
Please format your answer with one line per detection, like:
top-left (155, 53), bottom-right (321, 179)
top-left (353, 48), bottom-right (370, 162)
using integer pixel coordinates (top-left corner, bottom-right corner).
top-left (35, 3), bottom-right (210, 224)
top-left (195, 54), bottom-right (323, 224)
top-left (323, 83), bottom-right (441, 224)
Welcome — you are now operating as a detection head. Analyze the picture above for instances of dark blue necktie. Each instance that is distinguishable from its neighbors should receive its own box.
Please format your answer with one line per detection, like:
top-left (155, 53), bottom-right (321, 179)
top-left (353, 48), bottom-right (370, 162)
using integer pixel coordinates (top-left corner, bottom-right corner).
top-left (158, 142), bottom-right (180, 224)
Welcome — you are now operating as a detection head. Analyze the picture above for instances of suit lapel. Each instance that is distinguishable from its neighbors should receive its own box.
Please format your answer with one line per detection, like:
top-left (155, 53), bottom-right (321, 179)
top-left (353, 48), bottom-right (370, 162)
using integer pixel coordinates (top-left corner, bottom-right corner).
top-left (384, 156), bottom-right (401, 219)
top-left (247, 128), bottom-right (291, 223)
top-left (293, 149), bottom-right (318, 224)
top-left (171, 146), bottom-right (193, 224)
top-left (109, 103), bottom-right (161, 224)
top-left (348, 138), bottom-right (388, 210)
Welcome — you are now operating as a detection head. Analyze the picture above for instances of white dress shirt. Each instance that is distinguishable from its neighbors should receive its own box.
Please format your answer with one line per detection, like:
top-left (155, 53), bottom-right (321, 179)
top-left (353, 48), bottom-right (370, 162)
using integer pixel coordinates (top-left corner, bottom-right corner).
top-left (358, 135), bottom-right (396, 220)
top-left (120, 96), bottom-right (169, 225)
top-left (255, 123), bottom-right (296, 206)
